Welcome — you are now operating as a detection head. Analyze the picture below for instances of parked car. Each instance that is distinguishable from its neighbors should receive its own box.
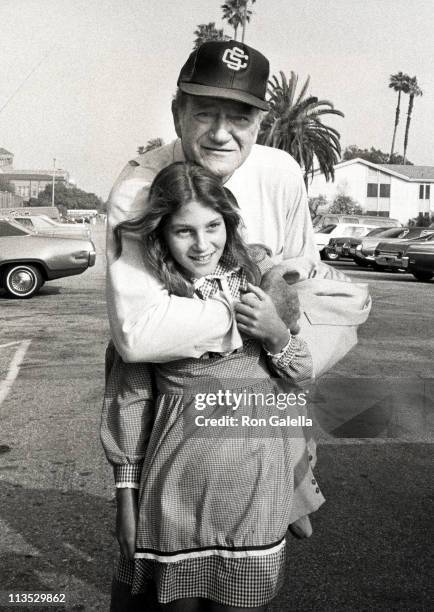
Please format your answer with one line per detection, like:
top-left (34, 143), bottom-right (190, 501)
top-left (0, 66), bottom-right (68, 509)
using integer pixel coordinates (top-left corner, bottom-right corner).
top-left (374, 232), bottom-right (434, 279)
top-left (352, 227), bottom-right (428, 266)
top-left (402, 233), bottom-right (434, 281)
top-left (9, 214), bottom-right (91, 239)
top-left (325, 226), bottom-right (399, 261)
top-left (314, 223), bottom-right (377, 259)
top-left (0, 219), bottom-right (96, 298)
top-left (312, 214), bottom-right (401, 230)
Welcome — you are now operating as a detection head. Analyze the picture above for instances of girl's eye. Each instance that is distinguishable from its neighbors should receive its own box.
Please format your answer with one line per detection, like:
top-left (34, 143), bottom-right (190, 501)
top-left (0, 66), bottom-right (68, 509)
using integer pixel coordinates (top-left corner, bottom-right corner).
top-left (175, 228), bottom-right (192, 236)
top-left (208, 222), bottom-right (222, 230)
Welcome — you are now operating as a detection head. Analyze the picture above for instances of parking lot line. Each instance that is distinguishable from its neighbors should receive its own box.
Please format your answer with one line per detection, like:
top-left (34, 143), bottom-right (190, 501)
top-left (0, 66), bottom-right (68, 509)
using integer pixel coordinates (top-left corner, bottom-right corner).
top-left (0, 340), bottom-right (31, 407)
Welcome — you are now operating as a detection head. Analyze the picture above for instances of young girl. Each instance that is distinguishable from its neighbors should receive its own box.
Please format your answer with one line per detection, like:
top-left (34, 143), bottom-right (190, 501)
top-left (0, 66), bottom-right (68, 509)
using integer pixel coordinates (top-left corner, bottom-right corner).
top-left (101, 162), bottom-right (324, 611)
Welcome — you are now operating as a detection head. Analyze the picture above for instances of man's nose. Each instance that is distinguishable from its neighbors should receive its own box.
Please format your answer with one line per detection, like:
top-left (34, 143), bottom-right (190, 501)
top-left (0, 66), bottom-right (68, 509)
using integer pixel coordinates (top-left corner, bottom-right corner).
top-left (209, 118), bottom-right (231, 143)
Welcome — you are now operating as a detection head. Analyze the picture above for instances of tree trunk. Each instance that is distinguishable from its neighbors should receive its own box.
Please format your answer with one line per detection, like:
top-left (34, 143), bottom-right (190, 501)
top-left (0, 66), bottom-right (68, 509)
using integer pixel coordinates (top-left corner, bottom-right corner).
top-left (241, 3), bottom-right (247, 42)
top-left (403, 94), bottom-right (414, 164)
top-left (389, 90), bottom-right (401, 160)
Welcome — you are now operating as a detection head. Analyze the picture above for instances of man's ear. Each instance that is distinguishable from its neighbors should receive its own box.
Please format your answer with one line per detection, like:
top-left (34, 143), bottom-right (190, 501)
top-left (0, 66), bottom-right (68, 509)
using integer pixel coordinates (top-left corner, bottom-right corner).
top-left (171, 99), bottom-right (182, 138)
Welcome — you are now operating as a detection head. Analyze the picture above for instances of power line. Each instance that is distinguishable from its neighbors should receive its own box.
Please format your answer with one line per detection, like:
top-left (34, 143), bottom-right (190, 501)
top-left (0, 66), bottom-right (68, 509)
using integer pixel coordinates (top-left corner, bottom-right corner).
top-left (0, 44), bottom-right (56, 116)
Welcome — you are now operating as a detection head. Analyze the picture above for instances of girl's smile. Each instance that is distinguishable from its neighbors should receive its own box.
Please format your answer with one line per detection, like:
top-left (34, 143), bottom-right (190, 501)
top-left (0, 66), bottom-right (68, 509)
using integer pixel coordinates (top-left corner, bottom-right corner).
top-left (164, 199), bottom-right (227, 278)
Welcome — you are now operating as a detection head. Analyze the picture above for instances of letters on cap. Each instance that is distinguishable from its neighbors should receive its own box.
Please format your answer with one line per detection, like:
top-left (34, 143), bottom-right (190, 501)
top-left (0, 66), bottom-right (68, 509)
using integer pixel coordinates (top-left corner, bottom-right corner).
top-left (222, 47), bottom-right (249, 71)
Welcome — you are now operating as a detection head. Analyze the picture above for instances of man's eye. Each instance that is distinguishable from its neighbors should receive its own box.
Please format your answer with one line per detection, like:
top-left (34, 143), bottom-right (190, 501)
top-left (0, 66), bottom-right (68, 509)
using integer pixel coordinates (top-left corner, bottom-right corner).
top-left (195, 112), bottom-right (214, 120)
top-left (231, 115), bottom-right (250, 125)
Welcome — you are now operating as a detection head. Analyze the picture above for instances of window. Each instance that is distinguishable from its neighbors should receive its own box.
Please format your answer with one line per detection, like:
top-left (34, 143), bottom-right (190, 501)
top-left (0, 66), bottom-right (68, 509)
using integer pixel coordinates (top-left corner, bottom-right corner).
top-left (367, 183), bottom-right (378, 197)
top-left (379, 184), bottom-right (390, 198)
top-left (14, 218), bottom-right (34, 228)
top-left (419, 184), bottom-right (431, 199)
top-left (0, 221), bottom-right (27, 236)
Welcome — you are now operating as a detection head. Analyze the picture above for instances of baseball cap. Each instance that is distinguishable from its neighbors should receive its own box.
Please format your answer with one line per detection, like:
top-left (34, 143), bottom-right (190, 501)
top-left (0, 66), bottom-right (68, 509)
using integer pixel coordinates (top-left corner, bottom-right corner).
top-left (177, 40), bottom-right (269, 111)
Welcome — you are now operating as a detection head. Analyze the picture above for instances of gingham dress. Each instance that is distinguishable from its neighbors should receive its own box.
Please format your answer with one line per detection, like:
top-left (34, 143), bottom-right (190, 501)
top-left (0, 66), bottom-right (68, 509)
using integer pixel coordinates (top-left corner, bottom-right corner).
top-left (103, 263), bottom-right (324, 607)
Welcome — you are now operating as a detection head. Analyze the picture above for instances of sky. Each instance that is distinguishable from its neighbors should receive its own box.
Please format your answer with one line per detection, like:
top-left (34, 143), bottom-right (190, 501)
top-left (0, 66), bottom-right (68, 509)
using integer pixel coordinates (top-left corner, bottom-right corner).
top-left (1, 0), bottom-right (433, 200)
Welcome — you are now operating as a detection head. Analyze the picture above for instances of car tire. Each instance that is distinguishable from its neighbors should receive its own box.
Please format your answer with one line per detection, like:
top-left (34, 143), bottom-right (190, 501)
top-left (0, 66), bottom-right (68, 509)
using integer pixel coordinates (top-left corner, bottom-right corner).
top-left (323, 249), bottom-right (339, 261)
top-left (412, 270), bottom-right (433, 282)
top-left (4, 264), bottom-right (43, 298)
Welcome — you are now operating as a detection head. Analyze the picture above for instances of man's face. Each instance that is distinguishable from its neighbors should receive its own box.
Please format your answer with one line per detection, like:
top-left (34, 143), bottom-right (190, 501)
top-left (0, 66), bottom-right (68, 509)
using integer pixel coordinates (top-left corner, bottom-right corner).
top-left (175, 96), bottom-right (262, 182)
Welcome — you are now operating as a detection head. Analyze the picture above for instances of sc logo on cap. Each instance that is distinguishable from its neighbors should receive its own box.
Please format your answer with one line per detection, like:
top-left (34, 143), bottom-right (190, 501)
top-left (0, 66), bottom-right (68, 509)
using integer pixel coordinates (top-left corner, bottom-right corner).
top-left (222, 47), bottom-right (249, 71)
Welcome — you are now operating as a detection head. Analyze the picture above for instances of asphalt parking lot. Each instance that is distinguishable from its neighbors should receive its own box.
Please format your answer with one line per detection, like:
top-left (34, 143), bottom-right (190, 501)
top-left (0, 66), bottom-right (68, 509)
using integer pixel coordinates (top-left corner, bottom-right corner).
top-left (0, 225), bottom-right (432, 611)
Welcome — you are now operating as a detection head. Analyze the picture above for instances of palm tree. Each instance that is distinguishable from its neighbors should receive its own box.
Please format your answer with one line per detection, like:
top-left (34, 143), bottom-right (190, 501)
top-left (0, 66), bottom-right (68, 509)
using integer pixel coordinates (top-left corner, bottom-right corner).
top-left (388, 72), bottom-right (410, 160)
top-left (221, 0), bottom-right (256, 42)
top-left (403, 76), bottom-right (423, 164)
top-left (258, 71), bottom-right (344, 189)
top-left (193, 23), bottom-right (227, 49)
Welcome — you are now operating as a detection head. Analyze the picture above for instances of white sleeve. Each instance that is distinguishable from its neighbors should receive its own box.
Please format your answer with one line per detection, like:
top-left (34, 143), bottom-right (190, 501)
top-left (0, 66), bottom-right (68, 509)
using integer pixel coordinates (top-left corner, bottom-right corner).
top-left (283, 166), bottom-right (320, 263)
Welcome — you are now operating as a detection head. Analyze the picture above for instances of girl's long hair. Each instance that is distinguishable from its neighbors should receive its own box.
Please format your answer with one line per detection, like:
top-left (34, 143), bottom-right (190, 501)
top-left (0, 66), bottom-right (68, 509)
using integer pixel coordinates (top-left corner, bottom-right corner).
top-left (114, 162), bottom-right (260, 297)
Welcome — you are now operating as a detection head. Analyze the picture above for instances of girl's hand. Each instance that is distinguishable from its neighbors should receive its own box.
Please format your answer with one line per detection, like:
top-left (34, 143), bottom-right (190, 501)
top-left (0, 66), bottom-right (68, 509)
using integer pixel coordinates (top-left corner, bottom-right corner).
top-left (234, 283), bottom-right (290, 354)
top-left (115, 488), bottom-right (138, 560)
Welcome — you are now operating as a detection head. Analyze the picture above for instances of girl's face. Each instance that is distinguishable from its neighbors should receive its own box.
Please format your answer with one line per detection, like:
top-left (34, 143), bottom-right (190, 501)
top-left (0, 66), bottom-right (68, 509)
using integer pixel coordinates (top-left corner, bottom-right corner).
top-left (164, 199), bottom-right (227, 278)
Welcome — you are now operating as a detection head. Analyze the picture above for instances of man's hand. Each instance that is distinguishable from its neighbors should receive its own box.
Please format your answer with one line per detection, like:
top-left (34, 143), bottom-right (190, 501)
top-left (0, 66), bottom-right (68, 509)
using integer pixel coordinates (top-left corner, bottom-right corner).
top-left (259, 268), bottom-right (301, 334)
top-left (115, 488), bottom-right (138, 560)
top-left (234, 284), bottom-right (290, 354)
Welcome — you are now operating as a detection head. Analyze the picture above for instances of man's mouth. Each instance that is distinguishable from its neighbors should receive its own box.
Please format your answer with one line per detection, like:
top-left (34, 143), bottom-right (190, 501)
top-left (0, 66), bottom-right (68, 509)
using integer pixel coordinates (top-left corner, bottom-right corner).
top-left (202, 146), bottom-right (234, 153)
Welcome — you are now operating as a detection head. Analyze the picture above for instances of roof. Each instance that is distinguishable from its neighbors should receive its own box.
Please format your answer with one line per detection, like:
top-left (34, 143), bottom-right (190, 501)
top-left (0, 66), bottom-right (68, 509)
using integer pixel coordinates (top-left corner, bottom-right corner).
top-left (0, 147), bottom-right (13, 157)
top-left (377, 164), bottom-right (434, 180)
top-left (0, 170), bottom-right (68, 181)
top-left (325, 158), bottom-right (434, 182)
top-left (0, 173), bottom-right (66, 181)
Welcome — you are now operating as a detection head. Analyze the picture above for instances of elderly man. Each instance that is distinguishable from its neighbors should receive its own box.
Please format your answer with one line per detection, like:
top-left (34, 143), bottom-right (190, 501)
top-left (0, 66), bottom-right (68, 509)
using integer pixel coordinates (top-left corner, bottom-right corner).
top-left (106, 40), bottom-right (329, 611)
top-left (106, 40), bottom-right (319, 366)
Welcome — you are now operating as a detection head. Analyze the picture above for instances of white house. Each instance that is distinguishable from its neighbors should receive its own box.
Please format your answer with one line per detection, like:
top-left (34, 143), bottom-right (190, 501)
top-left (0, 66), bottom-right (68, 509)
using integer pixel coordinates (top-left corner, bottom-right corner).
top-left (308, 158), bottom-right (434, 224)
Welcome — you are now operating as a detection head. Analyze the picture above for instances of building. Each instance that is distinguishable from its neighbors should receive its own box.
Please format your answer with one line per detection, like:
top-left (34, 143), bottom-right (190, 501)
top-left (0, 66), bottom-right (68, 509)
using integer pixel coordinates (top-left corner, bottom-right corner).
top-left (0, 147), bottom-right (69, 206)
top-left (0, 147), bottom-right (14, 168)
top-left (309, 158), bottom-right (434, 224)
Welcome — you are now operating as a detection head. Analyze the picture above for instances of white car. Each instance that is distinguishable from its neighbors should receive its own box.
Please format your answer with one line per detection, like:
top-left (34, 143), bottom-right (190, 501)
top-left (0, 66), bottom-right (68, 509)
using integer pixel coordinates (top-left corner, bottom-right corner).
top-left (314, 223), bottom-right (377, 259)
top-left (9, 214), bottom-right (91, 239)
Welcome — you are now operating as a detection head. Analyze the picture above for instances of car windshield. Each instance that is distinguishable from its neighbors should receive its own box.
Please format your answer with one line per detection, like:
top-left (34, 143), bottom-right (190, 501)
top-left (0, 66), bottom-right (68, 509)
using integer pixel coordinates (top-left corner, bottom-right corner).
top-left (405, 228), bottom-right (427, 239)
top-left (366, 227), bottom-right (402, 237)
top-left (408, 232), bottom-right (434, 242)
top-left (316, 224), bottom-right (337, 234)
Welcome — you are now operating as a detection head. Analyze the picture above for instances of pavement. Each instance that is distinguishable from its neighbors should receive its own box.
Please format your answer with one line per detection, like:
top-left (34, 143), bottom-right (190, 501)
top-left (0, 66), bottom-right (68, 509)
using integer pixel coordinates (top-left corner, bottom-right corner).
top-left (0, 225), bottom-right (432, 611)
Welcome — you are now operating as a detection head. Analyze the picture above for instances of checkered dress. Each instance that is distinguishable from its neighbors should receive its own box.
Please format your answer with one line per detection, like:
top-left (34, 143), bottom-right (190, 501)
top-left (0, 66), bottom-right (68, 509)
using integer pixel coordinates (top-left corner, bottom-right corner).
top-left (103, 263), bottom-right (324, 607)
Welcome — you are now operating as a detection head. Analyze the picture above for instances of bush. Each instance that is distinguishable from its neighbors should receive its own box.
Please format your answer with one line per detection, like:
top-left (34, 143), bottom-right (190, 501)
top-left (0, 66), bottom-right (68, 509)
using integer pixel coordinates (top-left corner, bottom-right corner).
top-left (409, 212), bottom-right (434, 227)
top-left (329, 194), bottom-right (363, 215)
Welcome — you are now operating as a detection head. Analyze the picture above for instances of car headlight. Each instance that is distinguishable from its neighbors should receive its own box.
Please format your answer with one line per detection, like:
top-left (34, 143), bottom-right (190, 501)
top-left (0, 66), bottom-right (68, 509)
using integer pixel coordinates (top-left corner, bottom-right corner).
top-left (356, 244), bottom-right (362, 251)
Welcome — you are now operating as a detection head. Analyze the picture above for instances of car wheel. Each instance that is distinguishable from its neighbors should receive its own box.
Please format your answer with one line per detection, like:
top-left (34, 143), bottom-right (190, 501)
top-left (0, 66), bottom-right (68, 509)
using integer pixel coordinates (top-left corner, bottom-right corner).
top-left (412, 270), bottom-right (433, 282)
top-left (4, 264), bottom-right (43, 298)
top-left (323, 249), bottom-right (339, 261)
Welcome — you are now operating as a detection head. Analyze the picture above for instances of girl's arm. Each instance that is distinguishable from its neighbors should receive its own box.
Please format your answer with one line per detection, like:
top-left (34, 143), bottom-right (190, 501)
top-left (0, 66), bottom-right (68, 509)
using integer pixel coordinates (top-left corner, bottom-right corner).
top-left (100, 346), bottom-right (155, 559)
top-left (100, 346), bottom-right (154, 488)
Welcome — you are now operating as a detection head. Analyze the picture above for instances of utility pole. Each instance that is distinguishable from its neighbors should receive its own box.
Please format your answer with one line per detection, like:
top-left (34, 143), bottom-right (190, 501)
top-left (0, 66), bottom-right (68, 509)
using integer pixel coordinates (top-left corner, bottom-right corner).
top-left (51, 158), bottom-right (56, 207)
